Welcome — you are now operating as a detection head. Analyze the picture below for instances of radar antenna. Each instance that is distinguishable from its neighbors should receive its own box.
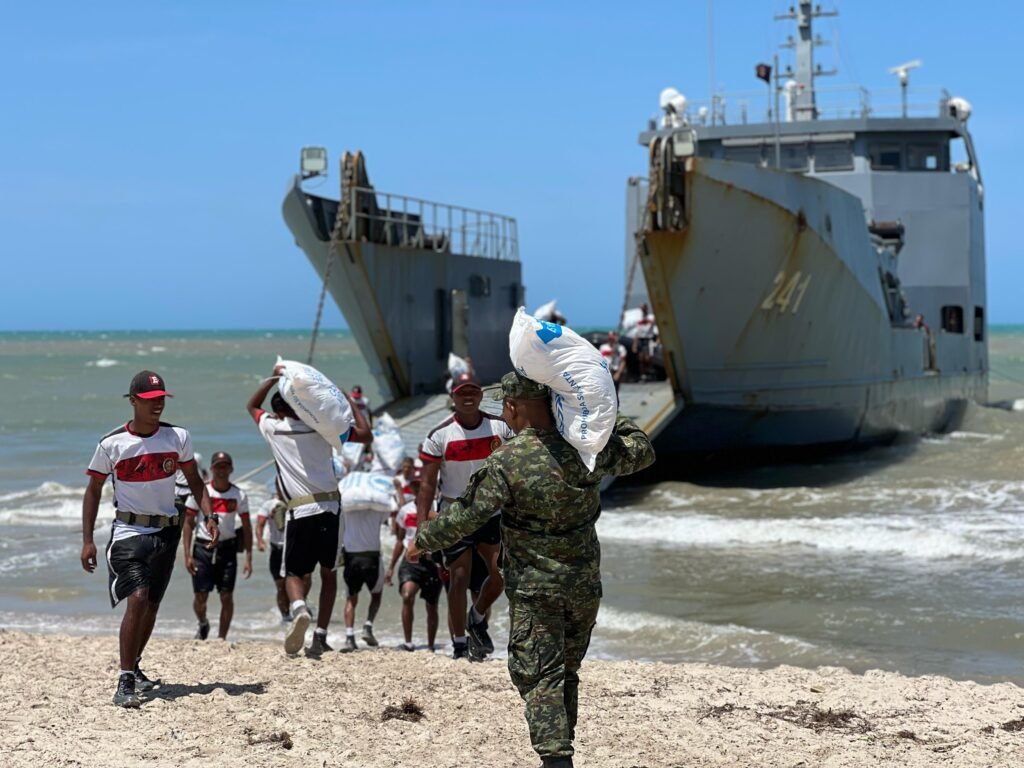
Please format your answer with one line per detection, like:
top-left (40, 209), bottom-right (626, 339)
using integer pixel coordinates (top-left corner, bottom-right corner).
top-left (888, 59), bottom-right (922, 118)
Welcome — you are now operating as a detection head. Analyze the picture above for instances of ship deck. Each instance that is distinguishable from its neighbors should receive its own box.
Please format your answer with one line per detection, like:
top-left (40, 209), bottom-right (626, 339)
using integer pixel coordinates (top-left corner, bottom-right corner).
top-left (385, 380), bottom-right (680, 462)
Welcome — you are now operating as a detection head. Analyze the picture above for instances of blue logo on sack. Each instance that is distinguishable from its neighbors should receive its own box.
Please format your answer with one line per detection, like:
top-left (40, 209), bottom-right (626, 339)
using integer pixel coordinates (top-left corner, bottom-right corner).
top-left (535, 321), bottom-right (562, 344)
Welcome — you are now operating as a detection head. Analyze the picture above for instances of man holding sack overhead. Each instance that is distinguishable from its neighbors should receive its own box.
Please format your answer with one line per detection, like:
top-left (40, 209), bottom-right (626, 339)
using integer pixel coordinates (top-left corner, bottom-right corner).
top-left (247, 361), bottom-right (373, 656)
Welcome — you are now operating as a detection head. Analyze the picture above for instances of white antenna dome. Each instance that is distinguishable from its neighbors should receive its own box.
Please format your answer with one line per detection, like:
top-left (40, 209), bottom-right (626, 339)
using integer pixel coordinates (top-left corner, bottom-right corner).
top-left (948, 96), bottom-right (972, 122)
top-left (659, 87), bottom-right (688, 116)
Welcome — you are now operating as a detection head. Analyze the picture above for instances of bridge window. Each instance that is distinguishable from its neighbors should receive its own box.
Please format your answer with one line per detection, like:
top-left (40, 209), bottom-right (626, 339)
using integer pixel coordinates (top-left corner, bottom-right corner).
top-left (723, 145), bottom-right (764, 165)
top-left (870, 143), bottom-right (902, 170)
top-left (781, 143), bottom-right (809, 172)
top-left (941, 305), bottom-right (964, 334)
top-left (908, 143), bottom-right (943, 171)
top-left (974, 306), bottom-right (984, 341)
top-left (814, 142), bottom-right (854, 171)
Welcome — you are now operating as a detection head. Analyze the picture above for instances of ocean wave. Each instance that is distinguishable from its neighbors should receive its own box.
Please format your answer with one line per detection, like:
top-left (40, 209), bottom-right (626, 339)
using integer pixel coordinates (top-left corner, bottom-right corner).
top-left (591, 604), bottom-right (820, 665)
top-left (597, 509), bottom-right (1024, 562)
top-left (640, 479), bottom-right (1024, 516)
top-left (86, 358), bottom-right (119, 368)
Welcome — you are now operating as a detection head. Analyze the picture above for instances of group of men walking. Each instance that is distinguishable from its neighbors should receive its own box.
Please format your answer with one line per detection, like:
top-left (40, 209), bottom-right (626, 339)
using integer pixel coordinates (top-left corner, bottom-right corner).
top-left (81, 364), bottom-right (654, 768)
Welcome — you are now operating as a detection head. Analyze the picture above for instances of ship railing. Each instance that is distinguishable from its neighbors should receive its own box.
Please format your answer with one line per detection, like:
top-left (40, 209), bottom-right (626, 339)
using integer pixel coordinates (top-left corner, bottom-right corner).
top-left (663, 85), bottom-right (954, 127)
top-left (342, 186), bottom-right (519, 261)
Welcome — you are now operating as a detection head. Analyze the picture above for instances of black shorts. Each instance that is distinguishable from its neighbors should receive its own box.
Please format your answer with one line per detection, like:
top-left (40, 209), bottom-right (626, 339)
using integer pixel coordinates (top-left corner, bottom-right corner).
top-left (191, 540), bottom-right (238, 594)
top-left (441, 547), bottom-right (490, 595)
top-left (440, 514), bottom-right (502, 565)
top-left (398, 558), bottom-right (442, 605)
top-left (635, 336), bottom-right (653, 355)
top-left (343, 551), bottom-right (383, 597)
top-left (105, 525), bottom-right (182, 608)
top-left (269, 544), bottom-right (284, 580)
top-left (283, 511), bottom-right (341, 578)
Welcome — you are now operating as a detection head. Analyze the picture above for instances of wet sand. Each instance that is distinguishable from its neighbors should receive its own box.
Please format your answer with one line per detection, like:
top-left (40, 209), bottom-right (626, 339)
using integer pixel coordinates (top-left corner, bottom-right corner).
top-left (1, 630), bottom-right (1021, 767)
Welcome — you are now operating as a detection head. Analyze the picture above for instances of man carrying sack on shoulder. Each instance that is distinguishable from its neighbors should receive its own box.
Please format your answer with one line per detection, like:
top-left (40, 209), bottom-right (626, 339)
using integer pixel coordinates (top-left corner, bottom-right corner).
top-left (408, 372), bottom-right (655, 768)
top-left (247, 364), bottom-right (373, 656)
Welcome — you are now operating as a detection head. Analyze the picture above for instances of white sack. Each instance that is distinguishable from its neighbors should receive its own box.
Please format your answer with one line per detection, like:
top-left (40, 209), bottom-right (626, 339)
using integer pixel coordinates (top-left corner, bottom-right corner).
top-left (276, 358), bottom-right (355, 452)
top-left (339, 471), bottom-right (398, 513)
top-left (508, 307), bottom-right (617, 471)
top-left (620, 307), bottom-right (643, 333)
top-left (448, 353), bottom-right (470, 379)
top-left (371, 412), bottom-right (406, 474)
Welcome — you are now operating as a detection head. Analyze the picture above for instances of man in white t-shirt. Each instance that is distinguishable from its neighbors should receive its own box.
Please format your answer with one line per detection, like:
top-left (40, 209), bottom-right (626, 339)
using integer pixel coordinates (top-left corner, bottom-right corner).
top-left (182, 451), bottom-right (252, 641)
top-left (350, 384), bottom-right (372, 427)
top-left (247, 365), bottom-right (373, 656)
top-left (339, 474), bottom-right (398, 652)
top-left (632, 302), bottom-right (657, 381)
top-left (385, 468), bottom-right (441, 651)
top-left (81, 370), bottom-right (214, 708)
top-left (599, 331), bottom-right (629, 394)
top-left (417, 372), bottom-right (513, 660)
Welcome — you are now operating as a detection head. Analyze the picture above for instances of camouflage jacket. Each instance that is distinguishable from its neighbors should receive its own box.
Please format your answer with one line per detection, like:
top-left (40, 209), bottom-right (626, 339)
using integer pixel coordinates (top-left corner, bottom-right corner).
top-left (415, 415), bottom-right (655, 595)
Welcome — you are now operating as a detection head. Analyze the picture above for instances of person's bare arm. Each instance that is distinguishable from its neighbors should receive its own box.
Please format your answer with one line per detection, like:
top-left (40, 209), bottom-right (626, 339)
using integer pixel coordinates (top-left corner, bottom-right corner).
top-left (182, 512), bottom-right (197, 575)
top-left (416, 461), bottom-right (440, 527)
top-left (343, 391), bottom-right (374, 445)
top-left (80, 474), bottom-right (106, 573)
top-left (246, 372), bottom-right (279, 421)
top-left (241, 517), bottom-right (253, 578)
top-left (385, 530), bottom-right (404, 586)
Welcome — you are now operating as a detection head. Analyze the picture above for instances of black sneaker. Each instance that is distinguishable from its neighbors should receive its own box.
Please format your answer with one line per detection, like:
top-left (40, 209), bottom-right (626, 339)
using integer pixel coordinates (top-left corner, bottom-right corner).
top-left (361, 622), bottom-right (378, 647)
top-left (112, 673), bottom-right (141, 708)
top-left (133, 664), bottom-right (159, 693)
top-left (452, 641), bottom-right (469, 660)
top-left (307, 632), bottom-right (333, 658)
top-left (195, 621), bottom-right (210, 641)
top-left (466, 609), bottom-right (494, 655)
top-left (540, 757), bottom-right (574, 768)
top-left (341, 635), bottom-right (358, 653)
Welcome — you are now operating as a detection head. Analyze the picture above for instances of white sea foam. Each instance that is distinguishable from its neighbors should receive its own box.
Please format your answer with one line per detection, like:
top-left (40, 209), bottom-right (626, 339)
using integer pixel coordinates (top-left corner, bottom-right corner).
top-left (598, 507), bottom-right (1024, 562)
top-left (592, 605), bottom-right (820, 664)
top-left (150, 346), bottom-right (167, 352)
top-left (86, 358), bottom-right (119, 368)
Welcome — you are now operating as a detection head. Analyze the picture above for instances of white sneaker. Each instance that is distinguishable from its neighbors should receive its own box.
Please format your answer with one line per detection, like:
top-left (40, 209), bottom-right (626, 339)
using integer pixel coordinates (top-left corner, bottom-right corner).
top-left (285, 608), bottom-right (311, 655)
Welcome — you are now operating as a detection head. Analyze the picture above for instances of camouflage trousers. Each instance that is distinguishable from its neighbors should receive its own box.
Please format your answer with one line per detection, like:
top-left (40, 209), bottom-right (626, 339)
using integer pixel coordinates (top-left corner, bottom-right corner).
top-left (506, 589), bottom-right (601, 758)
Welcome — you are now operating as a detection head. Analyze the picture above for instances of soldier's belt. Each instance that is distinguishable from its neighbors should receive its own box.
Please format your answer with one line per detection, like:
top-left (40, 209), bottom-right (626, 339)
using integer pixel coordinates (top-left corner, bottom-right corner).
top-left (115, 510), bottom-right (180, 528)
top-left (440, 495), bottom-right (458, 503)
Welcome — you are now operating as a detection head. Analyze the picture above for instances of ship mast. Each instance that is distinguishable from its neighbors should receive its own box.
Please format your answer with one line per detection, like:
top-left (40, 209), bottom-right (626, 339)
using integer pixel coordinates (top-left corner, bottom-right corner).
top-left (774, 2), bottom-right (837, 121)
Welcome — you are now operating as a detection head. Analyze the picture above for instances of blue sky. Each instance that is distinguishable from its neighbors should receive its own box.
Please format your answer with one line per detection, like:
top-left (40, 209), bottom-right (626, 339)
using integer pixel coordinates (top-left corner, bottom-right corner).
top-left (2, 0), bottom-right (1020, 330)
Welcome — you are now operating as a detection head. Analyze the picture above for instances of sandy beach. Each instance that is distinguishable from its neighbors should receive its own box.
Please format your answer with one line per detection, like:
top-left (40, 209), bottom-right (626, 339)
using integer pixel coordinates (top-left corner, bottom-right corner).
top-left (1, 631), bottom-right (1021, 767)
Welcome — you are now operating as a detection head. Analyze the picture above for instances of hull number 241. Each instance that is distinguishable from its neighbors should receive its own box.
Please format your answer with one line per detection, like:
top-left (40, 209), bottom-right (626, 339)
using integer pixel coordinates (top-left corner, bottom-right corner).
top-left (760, 270), bottom-right (812, 314)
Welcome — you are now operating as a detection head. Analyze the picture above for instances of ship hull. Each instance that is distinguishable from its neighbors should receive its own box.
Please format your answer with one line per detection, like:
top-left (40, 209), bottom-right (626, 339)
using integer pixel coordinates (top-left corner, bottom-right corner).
top-left (641, 157), bottom-right (986, 455)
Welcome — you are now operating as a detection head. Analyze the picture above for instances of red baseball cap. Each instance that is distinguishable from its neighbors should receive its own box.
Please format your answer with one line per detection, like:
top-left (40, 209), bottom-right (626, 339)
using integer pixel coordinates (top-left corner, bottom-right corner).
top-left (451, 372), bottom-right (482, 393)
top-left (125, 370), bottom-right (173, 399)
top-left (210, 451), bottom-right (233, 467)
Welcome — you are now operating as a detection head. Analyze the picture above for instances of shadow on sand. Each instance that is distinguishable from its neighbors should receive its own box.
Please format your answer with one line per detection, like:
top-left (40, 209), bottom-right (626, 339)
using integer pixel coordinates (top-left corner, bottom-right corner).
top-left (146, 680), bottom-right (268, 702)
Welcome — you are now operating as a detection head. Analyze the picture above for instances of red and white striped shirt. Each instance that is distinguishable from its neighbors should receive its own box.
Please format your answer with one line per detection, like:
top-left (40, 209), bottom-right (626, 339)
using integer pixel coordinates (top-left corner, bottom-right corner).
top-left (86, 422), bottom-right (195, 541)
top-left (419, 413), bottom-right (513, 500)
top-left (185, 481), bottom-right (249, 542)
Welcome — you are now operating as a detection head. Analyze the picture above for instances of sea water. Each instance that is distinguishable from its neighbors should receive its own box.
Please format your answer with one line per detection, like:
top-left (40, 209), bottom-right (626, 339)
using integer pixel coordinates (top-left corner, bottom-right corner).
top-left (2, 329), bottom-right (1023, 684)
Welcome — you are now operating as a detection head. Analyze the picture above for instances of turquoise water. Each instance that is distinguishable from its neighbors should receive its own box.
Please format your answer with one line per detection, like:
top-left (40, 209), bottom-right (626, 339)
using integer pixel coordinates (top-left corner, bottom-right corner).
top-left (2, 329), bottom-right (1024, 683)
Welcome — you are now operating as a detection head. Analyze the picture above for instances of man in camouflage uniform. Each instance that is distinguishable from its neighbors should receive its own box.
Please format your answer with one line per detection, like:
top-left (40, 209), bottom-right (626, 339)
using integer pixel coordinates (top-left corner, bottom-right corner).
top-left (409, 372), bottom-right (655, 767)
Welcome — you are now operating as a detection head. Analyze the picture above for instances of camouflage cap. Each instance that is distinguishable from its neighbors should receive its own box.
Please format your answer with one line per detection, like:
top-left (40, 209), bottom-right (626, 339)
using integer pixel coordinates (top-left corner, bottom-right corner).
top-left (492, 371), bottom-right (549, 401)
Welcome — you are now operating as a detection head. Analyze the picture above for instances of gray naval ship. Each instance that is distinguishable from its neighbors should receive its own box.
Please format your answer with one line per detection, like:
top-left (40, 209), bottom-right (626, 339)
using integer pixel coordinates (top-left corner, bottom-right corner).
top-left (625, 2), bottom-right (987, 455)
top-left (282, 3), bottom-right (986, 460)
